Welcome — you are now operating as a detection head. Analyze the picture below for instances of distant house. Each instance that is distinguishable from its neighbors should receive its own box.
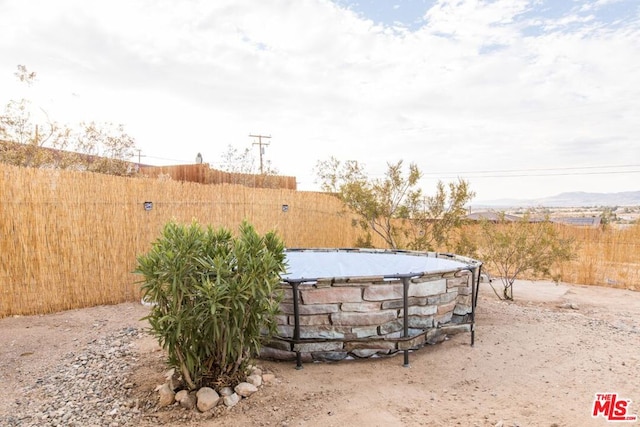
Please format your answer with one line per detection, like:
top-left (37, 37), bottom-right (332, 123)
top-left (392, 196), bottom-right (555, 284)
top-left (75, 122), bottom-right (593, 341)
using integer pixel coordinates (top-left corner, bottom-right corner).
top-left (550, 216), bottom-right (601, 228)
top-left (467, 210), bottom-right (603, 228)
top-left (465, 211), bottom-right (522, 222)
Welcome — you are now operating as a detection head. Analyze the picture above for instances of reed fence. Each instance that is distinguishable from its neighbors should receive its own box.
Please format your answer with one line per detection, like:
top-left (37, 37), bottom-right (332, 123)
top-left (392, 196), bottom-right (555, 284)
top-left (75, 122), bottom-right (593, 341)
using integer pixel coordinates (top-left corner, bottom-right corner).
top-left (138, 164), bottom-right (297, 190)
top-left (0, 163), bottom-right (382, 317)
top-left (556, 224), bottom-right (640, 289)
top-left (1, 163), bottom-right (638, 317)
top-left (454, 222), bottom-right (640, 291)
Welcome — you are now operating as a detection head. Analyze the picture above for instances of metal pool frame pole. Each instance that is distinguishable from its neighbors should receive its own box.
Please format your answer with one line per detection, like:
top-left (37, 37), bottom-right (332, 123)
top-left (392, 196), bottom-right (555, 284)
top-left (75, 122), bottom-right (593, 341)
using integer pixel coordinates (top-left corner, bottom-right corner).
top-left (289, 280), bottom-right (304, 370)
top-left (471, 263), bottom-right (482, 347)
top-left (395, 273), bottom-right (422, 368)
top-left (401, 276), bottom-right (411, 367)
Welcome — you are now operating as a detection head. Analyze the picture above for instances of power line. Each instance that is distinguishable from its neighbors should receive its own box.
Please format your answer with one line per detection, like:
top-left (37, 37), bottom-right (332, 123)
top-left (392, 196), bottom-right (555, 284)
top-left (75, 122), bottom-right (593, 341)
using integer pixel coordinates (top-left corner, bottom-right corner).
top-left (400, 99), bottom-right (640, 130)
top-left (432, 169), bottom-right (640, 180)
top-left (135, 154), bottom-right (194, 164)
top-left (421, 164), bottom-right (640, 176)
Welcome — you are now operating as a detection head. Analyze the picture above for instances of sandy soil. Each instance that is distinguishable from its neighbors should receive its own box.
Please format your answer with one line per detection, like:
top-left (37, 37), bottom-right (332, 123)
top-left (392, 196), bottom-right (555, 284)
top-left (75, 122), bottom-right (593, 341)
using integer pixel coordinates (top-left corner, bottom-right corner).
top-left (1, 280), bottom-right (639, 427)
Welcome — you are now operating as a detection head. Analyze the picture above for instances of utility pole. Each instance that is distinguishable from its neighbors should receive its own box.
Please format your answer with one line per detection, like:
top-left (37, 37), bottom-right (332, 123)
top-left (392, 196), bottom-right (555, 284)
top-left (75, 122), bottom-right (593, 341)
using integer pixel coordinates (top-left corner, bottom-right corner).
top-left (249, 134), bottom-right (271, 174)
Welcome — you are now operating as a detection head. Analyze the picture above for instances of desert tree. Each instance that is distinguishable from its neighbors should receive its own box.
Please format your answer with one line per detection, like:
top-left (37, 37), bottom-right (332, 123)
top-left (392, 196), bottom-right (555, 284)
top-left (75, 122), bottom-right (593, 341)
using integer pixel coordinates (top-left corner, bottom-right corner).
top-left (403, 178), bottom-right (474, 251)
top-left (1, 65), bottom-right (67, 160)
top-left (220, 144), bottom-right (255, 174)
top-left (314, 156), bottom-right (474, 250)
top-left (219, 144), bottom-right (279, 175)
top-left (478, 213), bottom-right (577, 300)
top-left (218, 143), bottom-right (281, 188)
top-left (73, 121), bottom-right (137, 175)
top-left (0, 65), bottom-right (137, 175)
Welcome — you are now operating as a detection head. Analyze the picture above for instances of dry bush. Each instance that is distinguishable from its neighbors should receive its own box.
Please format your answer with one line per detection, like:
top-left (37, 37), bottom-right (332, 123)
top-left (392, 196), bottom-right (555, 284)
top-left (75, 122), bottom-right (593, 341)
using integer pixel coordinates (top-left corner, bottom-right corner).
top-left (452, 222), bottom-right (640, 290)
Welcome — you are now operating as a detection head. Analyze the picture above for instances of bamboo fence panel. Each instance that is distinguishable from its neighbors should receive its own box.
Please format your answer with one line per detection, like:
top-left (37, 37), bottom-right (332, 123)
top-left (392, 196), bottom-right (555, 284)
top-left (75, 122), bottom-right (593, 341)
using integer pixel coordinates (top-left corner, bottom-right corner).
top-left (454, 222), bottom-right (640, 291)
top-left (558, 224), bottom-right (640, 289)
top-left (2, 162), bottom-right (638, 317)
top-left (138, 164), bottom-right (297, 190)
top-left (0, 164), bottom-right (382, 317)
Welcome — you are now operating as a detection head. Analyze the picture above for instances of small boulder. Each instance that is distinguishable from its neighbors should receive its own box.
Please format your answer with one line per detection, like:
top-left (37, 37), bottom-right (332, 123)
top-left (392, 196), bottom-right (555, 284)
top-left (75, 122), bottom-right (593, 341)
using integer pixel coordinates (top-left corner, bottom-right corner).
top-left (196, 387), bottom-right (220, 412)
top-left (223, 392), bottom-right (241, 407)
top-left (164, 368), bottom-right (179, 390)
top-left (247, 374), bottom-right (262, 387)
top-left (175, 390), bottom-right (196, 410)
top-left (234, 382), bottom-right (258, 397)
top-left (164, 368), bottom-right (175, 381)
top-left (219, 386), bottom-right (234, 397)
top-left (560, 302), bottom-right (580, 310)
top-left (156, 383), bottom-right (175, 407)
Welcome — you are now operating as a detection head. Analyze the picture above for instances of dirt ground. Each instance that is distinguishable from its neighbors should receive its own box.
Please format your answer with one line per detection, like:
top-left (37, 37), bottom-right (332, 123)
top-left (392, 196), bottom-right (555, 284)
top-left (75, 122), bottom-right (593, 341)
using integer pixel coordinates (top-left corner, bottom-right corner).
top-left (1, 280), bottom-right (639, 427)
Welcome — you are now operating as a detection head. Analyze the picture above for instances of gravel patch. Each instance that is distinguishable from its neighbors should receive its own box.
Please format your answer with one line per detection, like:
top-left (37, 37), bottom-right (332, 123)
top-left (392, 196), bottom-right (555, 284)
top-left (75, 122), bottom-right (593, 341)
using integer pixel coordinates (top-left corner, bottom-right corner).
top-left (2, 327), bottom-right (144, 427)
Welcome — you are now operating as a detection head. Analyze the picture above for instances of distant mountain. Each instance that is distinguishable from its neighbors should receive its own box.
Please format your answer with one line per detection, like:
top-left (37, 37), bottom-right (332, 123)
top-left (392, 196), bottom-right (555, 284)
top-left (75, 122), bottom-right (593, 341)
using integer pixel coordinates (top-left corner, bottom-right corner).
top-left (474, 191), bottom-right (640, 208)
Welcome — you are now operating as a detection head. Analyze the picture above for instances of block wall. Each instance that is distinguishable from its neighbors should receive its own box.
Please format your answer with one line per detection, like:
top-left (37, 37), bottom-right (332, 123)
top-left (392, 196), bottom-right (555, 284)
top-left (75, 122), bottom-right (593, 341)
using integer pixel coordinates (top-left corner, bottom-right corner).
top-left (261, 269), bottom-right (475, 362)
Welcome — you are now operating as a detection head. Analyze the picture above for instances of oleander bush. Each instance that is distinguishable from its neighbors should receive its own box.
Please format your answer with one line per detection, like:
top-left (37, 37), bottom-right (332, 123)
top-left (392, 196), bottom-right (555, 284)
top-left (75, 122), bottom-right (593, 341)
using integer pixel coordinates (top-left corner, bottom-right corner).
top-left (136, 220), bottom-right (286, 390)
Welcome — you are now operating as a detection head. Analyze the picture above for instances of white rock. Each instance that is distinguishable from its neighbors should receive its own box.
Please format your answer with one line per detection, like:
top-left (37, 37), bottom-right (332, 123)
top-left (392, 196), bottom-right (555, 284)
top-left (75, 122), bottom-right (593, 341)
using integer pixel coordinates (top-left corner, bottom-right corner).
top-left (234, 382), bottom-right (258, 397)
top-left (223, 392), bottom-right (241, 407)
top-left (560, 302), bottom-right (580, 310)
top-left (164, 368), bottom-right (178, 390)
top-left (196, 387), bottom-right (220, 412)
top-left (164, 368), bottom-right (175, 381)
top-left (175, 390), bottom-right (196, 409)
top-left (175, 390), bottom-right (188, 401)
top-left (219, 386), bottom-right (234, 397)
top-left (157, 383), bottom-right (175, 408)
top-left (247, 374), bottom-right (262, 387)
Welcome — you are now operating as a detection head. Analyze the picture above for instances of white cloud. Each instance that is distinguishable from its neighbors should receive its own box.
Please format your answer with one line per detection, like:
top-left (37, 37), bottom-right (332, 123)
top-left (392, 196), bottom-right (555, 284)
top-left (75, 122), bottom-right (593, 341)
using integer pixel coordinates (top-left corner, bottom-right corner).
top-left (0, 0), bottom-right (639, 200)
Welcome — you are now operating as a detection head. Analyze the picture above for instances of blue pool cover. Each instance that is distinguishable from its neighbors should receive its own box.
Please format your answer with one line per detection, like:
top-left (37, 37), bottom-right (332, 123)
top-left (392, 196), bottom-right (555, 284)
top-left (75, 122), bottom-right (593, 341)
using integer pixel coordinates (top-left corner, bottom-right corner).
top-left (282, 249), bottom-right (473, 282)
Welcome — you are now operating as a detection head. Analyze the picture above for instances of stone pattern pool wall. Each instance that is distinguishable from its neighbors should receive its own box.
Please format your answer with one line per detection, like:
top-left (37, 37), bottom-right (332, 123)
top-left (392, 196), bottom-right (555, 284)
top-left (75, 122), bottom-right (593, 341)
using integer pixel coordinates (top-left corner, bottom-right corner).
top-left (261, 269), bottom-right (474, 362)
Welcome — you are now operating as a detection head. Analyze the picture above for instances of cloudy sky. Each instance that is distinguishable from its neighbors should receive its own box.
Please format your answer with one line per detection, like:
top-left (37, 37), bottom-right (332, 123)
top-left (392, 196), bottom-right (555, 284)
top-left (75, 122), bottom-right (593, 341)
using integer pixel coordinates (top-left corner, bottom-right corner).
top-left (1, 0), bottom-right (639, 202)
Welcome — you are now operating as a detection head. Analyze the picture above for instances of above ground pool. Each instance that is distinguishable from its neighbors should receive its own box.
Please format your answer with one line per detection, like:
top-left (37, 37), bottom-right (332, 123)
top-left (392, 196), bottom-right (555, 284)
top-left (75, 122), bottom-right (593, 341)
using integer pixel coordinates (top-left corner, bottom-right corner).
top-left (261, 248), bottom-right (482, 368)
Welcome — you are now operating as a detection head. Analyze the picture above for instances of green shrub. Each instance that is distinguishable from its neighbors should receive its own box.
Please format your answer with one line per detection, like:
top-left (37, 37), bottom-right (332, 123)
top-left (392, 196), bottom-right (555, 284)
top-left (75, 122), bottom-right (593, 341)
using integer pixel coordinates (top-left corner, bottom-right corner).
top-left (478, 214), bottom-right (576, 300)
top-left (135, 220), bottom-right (286, 390)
